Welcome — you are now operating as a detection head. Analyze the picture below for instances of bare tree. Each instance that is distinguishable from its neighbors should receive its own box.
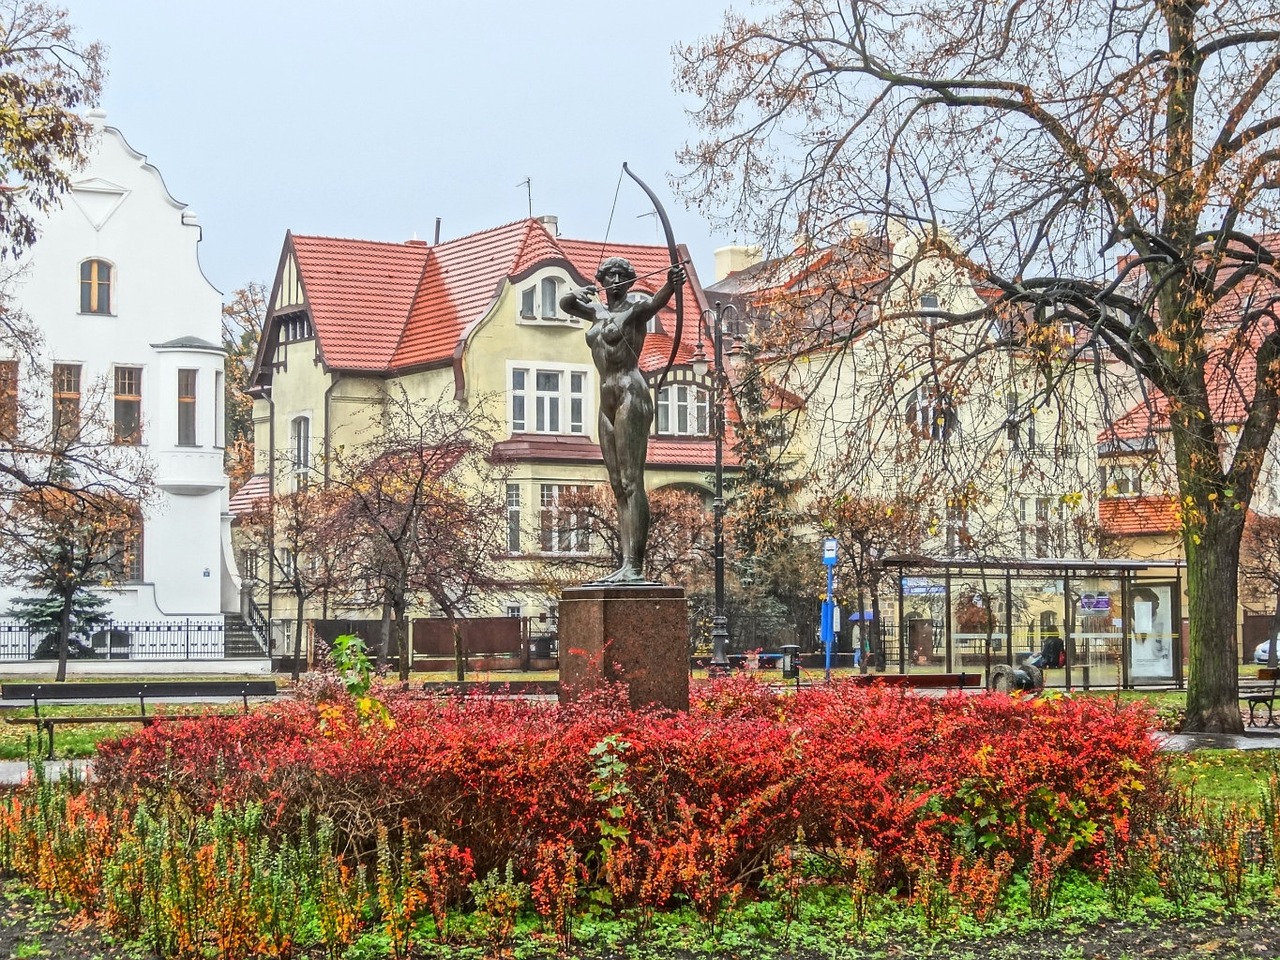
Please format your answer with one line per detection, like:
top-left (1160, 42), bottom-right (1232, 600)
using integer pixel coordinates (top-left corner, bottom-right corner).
top-left (238, 480), bottom-right (345, 681)
top-left (534, 485), bottom-right (714, 586)
top-left (0, 1), bottom-right (104, 261)
top-left (327, 387), bottom-right (509, 682)
top-left (679, 0), bottom-right (1280, 732)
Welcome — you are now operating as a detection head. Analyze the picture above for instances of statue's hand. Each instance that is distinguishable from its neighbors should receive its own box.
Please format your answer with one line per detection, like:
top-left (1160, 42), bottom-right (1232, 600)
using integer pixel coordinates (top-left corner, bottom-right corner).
top-left (668, 264), bottom-right (686, 287)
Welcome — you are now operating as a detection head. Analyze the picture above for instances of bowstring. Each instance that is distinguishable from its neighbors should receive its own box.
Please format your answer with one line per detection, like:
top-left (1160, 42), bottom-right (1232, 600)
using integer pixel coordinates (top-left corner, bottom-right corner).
top-left (597, 166), bottom-right (626, 286)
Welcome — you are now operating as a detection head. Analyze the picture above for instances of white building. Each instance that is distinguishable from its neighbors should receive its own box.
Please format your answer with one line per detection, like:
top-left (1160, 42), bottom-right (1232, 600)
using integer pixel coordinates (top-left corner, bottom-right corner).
top-left (0, 111), bottom-right (250, 660)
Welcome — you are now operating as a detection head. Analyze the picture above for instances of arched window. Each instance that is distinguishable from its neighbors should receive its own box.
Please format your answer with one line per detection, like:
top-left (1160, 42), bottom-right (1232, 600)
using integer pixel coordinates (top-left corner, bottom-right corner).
top-left (80, 259), bottom-right (113, 314)
top-left (540, 277), bottom-right (560, 319)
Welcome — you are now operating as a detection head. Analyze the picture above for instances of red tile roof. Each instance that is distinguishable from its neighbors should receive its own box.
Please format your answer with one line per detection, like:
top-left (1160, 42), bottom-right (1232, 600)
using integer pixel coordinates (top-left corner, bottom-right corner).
top-left (284, 220), bottom-right (707, 377)
top-left (491, 433), bottom-right (738, 468)
top-left (228, 474), bottom-right (270, 518)
top-left (289, 235), bottom-right (429, 371)
top-left (1099, 259), bottom-right (1280, 444)
top-left (1098, 496), bottom-right (1181, 536)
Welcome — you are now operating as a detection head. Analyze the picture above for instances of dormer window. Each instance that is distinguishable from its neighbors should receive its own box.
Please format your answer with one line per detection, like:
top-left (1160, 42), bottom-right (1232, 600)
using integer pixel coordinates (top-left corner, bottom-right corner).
top-left (80, 259), bottom-right (112, 314)
top-left (518, 273), bottom-right (572, 324)
top-left (540, 277), bottom-right (560, 319)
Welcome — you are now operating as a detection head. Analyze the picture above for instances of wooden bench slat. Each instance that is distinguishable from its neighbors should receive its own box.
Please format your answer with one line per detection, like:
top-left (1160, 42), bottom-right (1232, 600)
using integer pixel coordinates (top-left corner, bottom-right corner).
top-left (0, 679), bottom-right (277, 759)
top-left (1239, 675), bottom-right (1279, 727)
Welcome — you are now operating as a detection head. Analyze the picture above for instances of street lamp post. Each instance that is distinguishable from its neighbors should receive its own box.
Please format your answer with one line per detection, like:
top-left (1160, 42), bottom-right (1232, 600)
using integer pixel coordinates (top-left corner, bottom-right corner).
top-left (692, 301), bottom-right (737, 675)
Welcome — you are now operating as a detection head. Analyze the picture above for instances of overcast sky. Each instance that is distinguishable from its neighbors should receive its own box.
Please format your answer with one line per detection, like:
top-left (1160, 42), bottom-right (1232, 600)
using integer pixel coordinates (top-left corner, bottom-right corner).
top-left (66, 1), bottom-right (742, 297)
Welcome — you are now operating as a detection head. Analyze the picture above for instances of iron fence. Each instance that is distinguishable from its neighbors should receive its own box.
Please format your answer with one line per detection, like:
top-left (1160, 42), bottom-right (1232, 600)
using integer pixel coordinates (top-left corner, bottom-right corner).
top-left (0, 618), bottom-right (244, 662)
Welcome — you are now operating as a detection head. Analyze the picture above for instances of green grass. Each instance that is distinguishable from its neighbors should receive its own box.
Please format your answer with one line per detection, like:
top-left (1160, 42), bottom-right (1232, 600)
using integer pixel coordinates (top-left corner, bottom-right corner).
top-left (1165, 748), bottom-right (1279, 807)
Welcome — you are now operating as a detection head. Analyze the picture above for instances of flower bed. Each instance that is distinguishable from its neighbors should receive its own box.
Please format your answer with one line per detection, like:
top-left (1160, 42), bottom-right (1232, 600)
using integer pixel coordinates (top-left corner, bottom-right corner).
top-left (0, 676), bottom-right (1173, 958)
top-left (91, 677), bottom-right (1160, 884)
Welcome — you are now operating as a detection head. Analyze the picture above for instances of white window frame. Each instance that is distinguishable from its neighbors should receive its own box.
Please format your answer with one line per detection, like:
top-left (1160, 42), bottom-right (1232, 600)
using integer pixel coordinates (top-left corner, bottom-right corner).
top-left (1101, 463), bottom-right (1143, 498)
top-left (540, 277), bottom-right (560, 319)
top-left (506, 483), bottom-right (522, 554)
top-left (289, 415), bottom-right (310, 489)
top-left (177, 368), bottom-right (198, 447)
top-left (907, 380), bottom-right (954, 442)
top-left (655, 383), bottom-right (710, 436)
top-left (539, 483), bottom-right (591, 554)
top-left (509, 363), bottom-right (589, 436)
top-left (516, 270), bottom-right (576, 325)
top-left (1017, 496), bottom-right (1057, 558)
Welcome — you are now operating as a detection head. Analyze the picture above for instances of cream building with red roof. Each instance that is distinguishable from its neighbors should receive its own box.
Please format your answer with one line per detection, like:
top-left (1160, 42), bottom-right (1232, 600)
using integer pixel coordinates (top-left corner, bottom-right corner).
top-left (240, 216), bottom-right (731, 643)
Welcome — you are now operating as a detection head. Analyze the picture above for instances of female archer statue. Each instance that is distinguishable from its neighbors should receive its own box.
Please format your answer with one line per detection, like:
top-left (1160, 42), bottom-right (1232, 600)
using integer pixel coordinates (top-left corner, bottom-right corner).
top-left (560, 257), bottom-right (685, 583)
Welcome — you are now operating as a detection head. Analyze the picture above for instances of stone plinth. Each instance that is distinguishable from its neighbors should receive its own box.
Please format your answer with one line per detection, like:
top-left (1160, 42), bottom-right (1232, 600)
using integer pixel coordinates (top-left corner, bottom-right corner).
top-left (557, 584), bottom-right (688, 711)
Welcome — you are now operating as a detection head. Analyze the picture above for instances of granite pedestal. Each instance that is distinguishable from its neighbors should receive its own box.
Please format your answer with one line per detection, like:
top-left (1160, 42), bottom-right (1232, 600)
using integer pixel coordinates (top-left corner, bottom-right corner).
top-left (557, 584), bottom-right (688, 711)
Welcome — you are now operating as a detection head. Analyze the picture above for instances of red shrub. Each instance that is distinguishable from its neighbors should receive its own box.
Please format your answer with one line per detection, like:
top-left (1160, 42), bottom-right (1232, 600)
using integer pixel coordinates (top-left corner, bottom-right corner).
top-left (90, 678), bottom-right (1162, 896)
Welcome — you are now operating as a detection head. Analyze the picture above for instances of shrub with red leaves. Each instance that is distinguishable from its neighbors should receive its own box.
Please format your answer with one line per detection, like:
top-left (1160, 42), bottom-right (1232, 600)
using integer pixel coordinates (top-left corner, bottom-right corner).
top-left (90, 676), bottom-right (1162, 901)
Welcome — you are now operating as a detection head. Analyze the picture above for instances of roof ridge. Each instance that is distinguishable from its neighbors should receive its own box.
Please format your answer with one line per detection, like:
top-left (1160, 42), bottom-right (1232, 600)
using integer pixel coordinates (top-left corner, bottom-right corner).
top-left (433, 217), bottom-right (537, 250)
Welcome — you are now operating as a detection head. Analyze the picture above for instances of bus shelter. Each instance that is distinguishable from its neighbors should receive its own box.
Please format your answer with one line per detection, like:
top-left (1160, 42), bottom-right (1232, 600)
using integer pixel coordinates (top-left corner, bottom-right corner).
top-left (875, 557), bottom-right (1186, 690)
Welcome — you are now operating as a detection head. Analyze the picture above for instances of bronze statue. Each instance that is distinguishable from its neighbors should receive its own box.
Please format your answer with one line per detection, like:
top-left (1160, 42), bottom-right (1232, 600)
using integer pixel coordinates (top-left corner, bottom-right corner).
top-left (561, 257), bottom-right (685, 582)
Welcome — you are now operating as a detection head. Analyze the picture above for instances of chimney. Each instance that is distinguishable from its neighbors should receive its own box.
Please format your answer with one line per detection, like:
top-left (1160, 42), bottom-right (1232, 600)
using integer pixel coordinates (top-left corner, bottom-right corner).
top-left (713, 244), bottom-right (763, 282)
top-left (536, 214), bottom-right (559, 236)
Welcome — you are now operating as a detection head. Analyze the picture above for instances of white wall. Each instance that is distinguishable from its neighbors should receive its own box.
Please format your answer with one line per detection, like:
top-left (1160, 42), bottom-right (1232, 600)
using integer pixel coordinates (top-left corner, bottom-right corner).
top-left (2, 111), bottom-right (233, 621)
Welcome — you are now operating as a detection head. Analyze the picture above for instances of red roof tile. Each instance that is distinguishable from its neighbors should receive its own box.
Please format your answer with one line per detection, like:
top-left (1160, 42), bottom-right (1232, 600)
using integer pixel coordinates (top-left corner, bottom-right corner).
top-left (287, 220), bottom-right (709, 377)
top-left (491, 433), bottom-right (738, 468)
top-left (228, 474), bottom-right (270, 518)
top-left (290, 235), bottom-right (429, 371)
top-left (1098, 496), bottom-right (1180, 536)
top-left (393, 220), bottom-right (533, 369)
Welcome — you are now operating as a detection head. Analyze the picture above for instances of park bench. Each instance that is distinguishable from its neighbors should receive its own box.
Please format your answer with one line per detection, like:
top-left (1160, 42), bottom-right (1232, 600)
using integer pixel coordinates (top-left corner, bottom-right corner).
top-left (848, 672), bottom-right (981, 690)
top-left (1, 679), bottom-right (278, 759)
top-left (422, 680), bottom-right (559, 697)
top-left (1239, 672), bottom-right (1280, 728)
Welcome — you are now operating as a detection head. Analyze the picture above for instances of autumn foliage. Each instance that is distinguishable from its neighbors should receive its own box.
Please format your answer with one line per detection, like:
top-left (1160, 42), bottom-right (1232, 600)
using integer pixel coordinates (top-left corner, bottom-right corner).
top-left (88, 678), bottom-right (1159, 893)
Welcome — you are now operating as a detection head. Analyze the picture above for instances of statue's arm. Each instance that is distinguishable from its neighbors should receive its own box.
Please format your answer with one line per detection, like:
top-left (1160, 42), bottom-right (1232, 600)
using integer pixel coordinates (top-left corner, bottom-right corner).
top-left (630, 264), bottom-right (685, 325)
top-left (560, 285), bottom-right (597, 322)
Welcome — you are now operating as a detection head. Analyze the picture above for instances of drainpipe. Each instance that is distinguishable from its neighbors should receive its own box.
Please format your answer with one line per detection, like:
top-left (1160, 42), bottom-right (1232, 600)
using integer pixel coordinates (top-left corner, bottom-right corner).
top-left (264, 388), bottom-right (276, 640)
top-left (323, 376), bottom-right (338, 487)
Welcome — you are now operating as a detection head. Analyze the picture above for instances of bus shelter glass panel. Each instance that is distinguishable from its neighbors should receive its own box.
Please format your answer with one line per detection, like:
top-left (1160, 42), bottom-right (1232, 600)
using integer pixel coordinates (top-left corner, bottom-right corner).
top-left (1010, 576), bottom-right (1064, 669)
top-left (899, 576), bottom-right (945, 673)
top-left (950, 577), bottom-right (1009, 672)
top-left (1129, 581), bottom-right (1177, 683)
top-left (1070, 577), bottom-right (1123, 688)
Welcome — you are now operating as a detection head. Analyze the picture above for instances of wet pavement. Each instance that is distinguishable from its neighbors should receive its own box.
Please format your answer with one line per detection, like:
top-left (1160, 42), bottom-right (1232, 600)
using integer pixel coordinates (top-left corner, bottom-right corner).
top-left (1156, 729), bottom-right (1280, 751)
top-left (0, 759), bottom-right (90, 786)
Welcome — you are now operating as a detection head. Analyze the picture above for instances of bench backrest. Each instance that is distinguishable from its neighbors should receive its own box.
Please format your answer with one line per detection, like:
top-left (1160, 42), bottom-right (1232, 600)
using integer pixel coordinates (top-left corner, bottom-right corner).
top-left (0, 680), bottom-right (278, 703)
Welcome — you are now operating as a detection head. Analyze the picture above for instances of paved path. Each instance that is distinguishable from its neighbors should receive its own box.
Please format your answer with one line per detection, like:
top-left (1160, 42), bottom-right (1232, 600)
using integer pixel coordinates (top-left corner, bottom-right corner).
top-left (0, 759), bottom-right (91, 786)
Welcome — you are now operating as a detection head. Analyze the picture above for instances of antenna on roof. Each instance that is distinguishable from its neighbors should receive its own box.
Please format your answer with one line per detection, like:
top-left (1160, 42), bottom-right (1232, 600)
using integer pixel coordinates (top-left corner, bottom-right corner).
top-left (517, 177), bottom-right (532, 219)
top-left (637, 209), bottom-right (659, 241)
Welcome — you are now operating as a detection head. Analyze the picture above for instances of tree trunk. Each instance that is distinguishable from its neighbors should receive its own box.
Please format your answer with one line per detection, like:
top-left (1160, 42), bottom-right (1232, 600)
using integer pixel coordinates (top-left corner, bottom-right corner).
top-left (452, 614), bottom-right (467, 682)
top-left (378, 599), bottom-right (392, 669)
top-left (395, 603), bottom-right (411, 682)
top-left (1184, 511), bottom-right (1246, 734)
top-left (56, 592), bottom-right (71, 683)
top-left (291, 598), bottom-right (305, 682)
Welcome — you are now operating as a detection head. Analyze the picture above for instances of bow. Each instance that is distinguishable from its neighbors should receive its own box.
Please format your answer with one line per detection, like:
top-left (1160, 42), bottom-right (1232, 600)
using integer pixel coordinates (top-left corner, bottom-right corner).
top-left (622, 162), bottom-right (683, 398)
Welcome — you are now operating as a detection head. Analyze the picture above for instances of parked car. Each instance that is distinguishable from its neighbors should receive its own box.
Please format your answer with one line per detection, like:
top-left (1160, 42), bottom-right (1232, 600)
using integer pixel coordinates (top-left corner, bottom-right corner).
top-left (1254, 637), bottom-right (1279, 665)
